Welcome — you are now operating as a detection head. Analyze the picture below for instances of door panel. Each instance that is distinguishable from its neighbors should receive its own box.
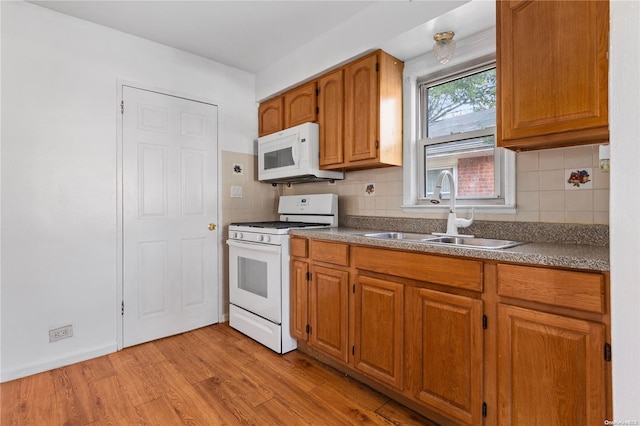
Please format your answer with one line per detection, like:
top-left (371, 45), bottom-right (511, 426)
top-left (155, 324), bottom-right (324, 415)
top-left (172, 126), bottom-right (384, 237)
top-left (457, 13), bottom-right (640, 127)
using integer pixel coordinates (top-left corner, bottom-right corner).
top-left (138, 144), bottom-right (167, 217)
top-left (138, 241), bottom-right (168, 316)
top-left (354, 275), bottom-right (403, 389)
top-left (345, 54), bottom-right (378, 163)
top-left (123, 86), bottom-right (218, 347)
top-left (181, 237), bottom-right (206, 306)
top-left (498, 304), bottom-right (607, 425)
top-left (406, 287), bottom-right (483, 425)
top-left (309, 265), bottom-right (349, 362)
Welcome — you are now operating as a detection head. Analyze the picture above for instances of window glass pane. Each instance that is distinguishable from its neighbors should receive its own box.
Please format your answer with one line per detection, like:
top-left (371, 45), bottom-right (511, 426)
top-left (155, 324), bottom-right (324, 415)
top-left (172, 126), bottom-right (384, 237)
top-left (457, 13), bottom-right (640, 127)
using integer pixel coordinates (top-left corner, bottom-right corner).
top-left (426, 168), bottom-right (453, 196)
top-left (424, 135), bottom-right (496, 199)
top-left (426, 68), bottom-right (496, 138)
top-left (237, 257), bottom-right (268, 298)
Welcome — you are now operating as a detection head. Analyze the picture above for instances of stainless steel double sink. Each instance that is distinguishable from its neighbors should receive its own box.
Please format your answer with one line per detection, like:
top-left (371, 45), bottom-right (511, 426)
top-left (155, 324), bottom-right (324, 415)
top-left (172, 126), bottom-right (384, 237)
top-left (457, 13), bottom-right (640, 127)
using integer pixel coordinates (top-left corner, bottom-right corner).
top-left (359, 232), bottom-right (524, 250)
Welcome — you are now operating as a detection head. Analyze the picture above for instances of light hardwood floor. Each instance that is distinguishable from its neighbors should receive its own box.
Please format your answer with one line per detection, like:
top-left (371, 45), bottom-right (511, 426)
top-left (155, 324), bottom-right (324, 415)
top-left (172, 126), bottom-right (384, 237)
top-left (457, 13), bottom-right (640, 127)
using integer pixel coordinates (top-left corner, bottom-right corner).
top-left (1, 323), bottom-right (438, 425)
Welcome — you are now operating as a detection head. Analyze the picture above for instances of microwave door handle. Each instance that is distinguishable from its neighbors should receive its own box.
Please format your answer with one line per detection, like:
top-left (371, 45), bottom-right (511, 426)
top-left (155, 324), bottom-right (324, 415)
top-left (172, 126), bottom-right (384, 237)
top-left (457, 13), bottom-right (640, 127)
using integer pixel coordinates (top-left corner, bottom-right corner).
top-left (291, 142), bottom-right (298, 166)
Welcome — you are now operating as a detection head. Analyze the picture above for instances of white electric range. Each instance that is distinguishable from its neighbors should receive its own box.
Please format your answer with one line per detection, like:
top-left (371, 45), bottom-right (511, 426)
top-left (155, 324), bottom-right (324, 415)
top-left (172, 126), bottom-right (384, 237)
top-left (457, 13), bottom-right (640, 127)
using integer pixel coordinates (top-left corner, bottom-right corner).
top-left (227, 194), bottom-right (338, 353)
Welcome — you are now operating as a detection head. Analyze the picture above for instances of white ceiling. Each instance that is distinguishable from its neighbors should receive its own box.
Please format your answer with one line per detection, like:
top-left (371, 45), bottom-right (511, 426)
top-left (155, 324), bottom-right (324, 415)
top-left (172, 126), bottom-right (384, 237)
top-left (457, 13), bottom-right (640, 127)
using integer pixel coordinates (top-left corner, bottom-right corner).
top-left (29, 0), bottom-right (495, 74)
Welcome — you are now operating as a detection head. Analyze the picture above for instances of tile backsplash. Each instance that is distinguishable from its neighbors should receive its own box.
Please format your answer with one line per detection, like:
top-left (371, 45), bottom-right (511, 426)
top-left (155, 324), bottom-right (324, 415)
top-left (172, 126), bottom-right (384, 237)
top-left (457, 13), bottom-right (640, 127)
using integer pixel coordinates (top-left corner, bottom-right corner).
top-left (222, 145), bottom-right (609, 226)
top-left (278, 144), bottom-right (610, 225)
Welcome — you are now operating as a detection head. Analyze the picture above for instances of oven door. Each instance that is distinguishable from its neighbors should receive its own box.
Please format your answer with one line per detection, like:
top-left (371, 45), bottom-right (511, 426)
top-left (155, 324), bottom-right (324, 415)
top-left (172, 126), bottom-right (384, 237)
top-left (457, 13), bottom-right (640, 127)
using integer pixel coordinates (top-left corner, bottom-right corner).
top-left (228, 239), bottom-right (282, 324)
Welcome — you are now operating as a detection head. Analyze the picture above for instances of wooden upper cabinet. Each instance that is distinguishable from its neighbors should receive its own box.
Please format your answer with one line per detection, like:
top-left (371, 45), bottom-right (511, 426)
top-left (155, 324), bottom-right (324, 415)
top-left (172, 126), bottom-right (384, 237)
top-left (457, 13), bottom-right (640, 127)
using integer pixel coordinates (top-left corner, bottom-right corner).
top-left (497, 0), bottom-right (609, 150)
top-left (318, 69), bottom-right (345, 168)
top-left (258, 50), bottom-right (403, 170)
top-left (341, 50), bottom-right (404, 169)
top-left (345, 53), bottom-right (379, 164)
top-left (258, 97), bottom-right (284, 137)
top-left (258, 81), bottom-right (317, 137)
top-left (284, 81), bottom-right (317, 128)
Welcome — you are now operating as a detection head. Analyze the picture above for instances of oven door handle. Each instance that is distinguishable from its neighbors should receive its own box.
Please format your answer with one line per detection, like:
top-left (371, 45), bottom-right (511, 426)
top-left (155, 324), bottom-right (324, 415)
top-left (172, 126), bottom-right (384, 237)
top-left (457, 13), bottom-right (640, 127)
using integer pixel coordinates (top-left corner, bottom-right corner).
top-left (226, 239), bottom-right (282, 253)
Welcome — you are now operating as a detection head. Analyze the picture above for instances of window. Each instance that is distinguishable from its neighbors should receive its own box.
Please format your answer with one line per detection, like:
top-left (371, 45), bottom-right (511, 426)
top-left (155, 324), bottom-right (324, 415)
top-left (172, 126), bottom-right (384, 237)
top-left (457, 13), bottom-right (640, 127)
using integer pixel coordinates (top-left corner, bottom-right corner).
top-left (415, 64), bottom-right (514, 209)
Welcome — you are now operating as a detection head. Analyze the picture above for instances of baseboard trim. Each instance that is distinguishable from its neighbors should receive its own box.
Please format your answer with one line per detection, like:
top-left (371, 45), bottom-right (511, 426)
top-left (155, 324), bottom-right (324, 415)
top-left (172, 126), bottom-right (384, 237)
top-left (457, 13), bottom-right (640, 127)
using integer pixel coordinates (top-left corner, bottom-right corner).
top-left (1, 343), bottom-right (117, 383)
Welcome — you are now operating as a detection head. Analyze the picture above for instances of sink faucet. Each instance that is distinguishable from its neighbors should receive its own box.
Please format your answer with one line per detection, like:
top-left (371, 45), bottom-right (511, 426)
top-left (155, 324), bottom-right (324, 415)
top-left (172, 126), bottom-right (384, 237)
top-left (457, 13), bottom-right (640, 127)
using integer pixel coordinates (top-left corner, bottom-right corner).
top-left (430, 170), bottom-right (474, 236)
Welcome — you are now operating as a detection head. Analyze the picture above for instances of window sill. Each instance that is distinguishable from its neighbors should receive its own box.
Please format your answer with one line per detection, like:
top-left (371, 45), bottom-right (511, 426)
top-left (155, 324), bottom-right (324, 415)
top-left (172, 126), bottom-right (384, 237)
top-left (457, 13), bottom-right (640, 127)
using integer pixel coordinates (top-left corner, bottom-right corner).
top-left (401, 204), bottom-right (517, 215)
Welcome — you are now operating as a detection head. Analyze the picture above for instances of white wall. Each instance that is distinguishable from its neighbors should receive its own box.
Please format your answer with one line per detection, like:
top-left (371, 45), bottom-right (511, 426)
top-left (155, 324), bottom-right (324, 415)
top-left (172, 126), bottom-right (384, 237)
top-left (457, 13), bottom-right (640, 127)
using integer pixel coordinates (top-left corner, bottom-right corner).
top-left (610, 1), bottom-right (640, 421)
top-left (255, 1), bottom-right (467, 101)
top-left (0, 1), bottom-right (256, 381)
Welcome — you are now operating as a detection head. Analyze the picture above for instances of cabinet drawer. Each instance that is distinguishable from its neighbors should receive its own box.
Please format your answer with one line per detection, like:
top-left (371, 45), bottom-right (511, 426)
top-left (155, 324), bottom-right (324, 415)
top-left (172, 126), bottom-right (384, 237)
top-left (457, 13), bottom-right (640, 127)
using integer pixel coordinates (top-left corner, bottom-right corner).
top-left (290, 236), bottom-right (308, 258)
top-left (310, 240), bottom-right (349, 266)
top-left (353, 247), bottom-right (483, 291)
top-left (497, 264), bottom-right (605, 313)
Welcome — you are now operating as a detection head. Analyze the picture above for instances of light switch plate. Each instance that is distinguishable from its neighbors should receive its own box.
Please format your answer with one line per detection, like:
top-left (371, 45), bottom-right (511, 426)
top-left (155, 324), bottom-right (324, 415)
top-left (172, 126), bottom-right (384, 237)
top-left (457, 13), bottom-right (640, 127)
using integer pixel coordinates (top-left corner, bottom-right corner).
top-left (231, 186), bottom-right (243, 198)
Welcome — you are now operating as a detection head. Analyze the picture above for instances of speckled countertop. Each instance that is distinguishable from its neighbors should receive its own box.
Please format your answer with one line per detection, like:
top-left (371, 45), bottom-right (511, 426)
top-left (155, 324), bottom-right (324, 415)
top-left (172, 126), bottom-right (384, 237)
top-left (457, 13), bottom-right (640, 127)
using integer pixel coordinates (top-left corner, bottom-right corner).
top-left (289, 227), bottom-right (610, 272)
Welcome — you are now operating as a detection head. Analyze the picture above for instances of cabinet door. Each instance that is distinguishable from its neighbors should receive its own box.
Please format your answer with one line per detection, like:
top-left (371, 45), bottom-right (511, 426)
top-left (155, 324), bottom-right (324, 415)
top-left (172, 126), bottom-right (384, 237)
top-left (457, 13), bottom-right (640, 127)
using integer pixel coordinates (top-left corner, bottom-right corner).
top-left (354, 275), bottom-right (403, 390)
top-left (406, 287), bottom-right (483, 425)
top-left (497, 304), bottom-right (607, 425)
top-left (318, 69), bottom-right (345, 168)
top-left (284, 81), bottom-right (317, 128)
top-left (290, 259), bottom-right (309, 342)
top-left (497, 0), bottom-right (609, 149)
top-left (309, 265), bottom-right (349, 363)
top-left (258, 97), bottom-right (284, 136)
top-left (344, 53), bottom-right (379, 164)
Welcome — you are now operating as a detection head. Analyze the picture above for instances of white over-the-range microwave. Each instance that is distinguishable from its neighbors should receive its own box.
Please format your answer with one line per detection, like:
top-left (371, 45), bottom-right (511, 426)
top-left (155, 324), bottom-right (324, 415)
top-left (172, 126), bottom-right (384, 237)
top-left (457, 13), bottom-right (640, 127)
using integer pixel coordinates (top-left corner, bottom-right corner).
top-left (258, 122), bottom-right (344, 184)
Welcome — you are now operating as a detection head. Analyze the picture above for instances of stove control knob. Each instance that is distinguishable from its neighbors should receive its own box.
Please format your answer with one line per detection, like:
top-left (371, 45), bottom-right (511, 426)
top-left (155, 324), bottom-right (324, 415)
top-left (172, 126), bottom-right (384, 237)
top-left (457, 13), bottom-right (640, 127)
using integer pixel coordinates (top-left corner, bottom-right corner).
top-left (257, 235), bottom-right (264, 242)
top-left (231, 232), bottom-right (237, 239)
top-left (264, 235), bottom-right (271, 243)
top-left (238, 233), bottom-right (244, 239)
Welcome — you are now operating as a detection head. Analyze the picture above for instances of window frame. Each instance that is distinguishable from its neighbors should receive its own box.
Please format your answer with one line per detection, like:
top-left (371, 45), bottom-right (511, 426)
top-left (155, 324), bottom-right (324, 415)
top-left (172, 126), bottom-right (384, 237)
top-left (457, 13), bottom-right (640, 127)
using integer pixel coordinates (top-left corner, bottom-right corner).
top-left (401, 31), bottom-right (515, 214)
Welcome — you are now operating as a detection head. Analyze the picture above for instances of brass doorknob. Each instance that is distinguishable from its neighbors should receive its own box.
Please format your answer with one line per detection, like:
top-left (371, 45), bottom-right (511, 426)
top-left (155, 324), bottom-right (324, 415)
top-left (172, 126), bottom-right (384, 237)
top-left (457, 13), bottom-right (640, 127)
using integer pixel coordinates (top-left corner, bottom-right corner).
top-left (208, 223), bottom-right (217, 231)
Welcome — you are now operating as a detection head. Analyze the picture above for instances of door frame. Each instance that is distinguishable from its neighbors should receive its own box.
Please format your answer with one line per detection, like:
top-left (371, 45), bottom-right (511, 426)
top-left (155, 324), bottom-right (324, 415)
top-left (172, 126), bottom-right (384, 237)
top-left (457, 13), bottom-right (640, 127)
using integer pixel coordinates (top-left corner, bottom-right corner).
top-left (115, 80), bottom-right (222, 350)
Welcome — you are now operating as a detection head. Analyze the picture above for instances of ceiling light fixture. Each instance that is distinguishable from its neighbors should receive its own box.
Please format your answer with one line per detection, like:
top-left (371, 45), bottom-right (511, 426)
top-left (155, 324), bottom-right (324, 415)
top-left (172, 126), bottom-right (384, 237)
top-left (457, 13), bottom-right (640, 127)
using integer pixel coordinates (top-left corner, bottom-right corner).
top-left (433, 31), bottom-right (456, 64)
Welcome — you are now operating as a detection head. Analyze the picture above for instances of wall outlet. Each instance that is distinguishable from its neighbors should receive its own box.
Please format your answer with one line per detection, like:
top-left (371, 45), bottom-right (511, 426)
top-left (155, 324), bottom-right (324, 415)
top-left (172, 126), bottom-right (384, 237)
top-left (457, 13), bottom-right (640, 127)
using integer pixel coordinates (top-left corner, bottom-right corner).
top-left (49, 324), bottom-right (73, 342)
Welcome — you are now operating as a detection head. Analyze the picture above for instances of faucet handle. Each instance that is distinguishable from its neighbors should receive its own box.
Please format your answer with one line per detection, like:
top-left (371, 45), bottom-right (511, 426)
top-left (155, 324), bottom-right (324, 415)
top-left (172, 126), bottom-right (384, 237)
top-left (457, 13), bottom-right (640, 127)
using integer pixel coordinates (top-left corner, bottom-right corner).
top-left (455, 208), bottom-right (474, 229)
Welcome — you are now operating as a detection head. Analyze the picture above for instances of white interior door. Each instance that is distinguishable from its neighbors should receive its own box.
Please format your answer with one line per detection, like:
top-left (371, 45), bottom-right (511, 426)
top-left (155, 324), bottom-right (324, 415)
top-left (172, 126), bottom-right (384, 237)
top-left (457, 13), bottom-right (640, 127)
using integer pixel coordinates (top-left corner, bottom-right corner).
top-left (122, 86), bottom-right (218, 347)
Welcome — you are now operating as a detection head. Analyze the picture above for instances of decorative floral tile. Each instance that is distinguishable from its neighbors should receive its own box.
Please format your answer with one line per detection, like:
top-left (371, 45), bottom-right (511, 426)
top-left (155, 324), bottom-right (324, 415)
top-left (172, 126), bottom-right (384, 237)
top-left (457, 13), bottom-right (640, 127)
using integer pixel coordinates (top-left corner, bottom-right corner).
top-left (232, 163), bottom-right (243, 175)
top-left (365, 183), bottom-right (375, 196)
top-left (565, 168), bottom-right (593, 190)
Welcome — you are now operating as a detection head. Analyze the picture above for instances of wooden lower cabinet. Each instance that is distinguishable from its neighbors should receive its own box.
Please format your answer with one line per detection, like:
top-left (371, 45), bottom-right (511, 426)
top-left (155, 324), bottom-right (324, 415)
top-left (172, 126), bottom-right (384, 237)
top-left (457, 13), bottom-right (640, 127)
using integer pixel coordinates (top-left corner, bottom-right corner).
top-left (309, 265), bottom-right (350, 363)
top-left (290, 259), bottom-right (309, 342)
top-left (290, 238), bottom-right (611, 425)
top-left (405, 286), bottom-right (484, 425)
top-left (353, 274), bottom-right (404, 390)
top-left (497, 304), bottom-right (608, 425)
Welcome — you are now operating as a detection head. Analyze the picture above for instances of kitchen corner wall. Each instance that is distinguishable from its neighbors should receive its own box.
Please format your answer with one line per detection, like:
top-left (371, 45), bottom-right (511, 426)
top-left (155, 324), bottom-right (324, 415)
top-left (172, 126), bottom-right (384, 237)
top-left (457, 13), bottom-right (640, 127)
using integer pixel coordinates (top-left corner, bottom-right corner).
top-left (220, 151), bottom-right (280, 226)
top-left (282, 144), bottom-right (609, 225)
